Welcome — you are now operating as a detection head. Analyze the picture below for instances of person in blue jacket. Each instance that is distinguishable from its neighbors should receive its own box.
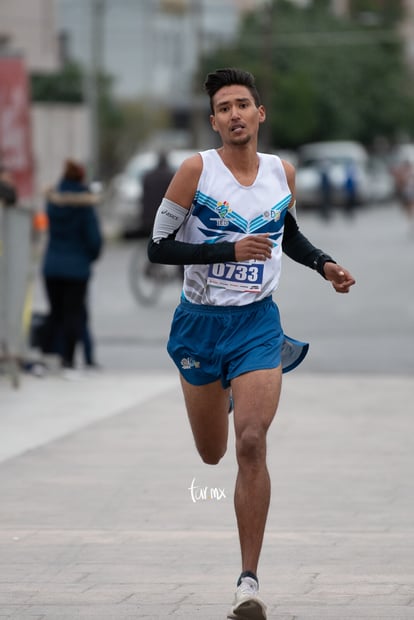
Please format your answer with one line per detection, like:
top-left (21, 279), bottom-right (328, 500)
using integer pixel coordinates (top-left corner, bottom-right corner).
top-left (42, 160), bottom-right (102, 373)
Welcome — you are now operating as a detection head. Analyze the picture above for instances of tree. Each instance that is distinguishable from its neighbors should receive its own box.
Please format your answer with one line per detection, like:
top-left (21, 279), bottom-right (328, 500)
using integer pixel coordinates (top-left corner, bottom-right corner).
top-left (198, 0), bottom-right (414, 149)
top-left (31, 62), bottom-right (84, 103)
top-left (349, 0), bottom-right (403, 26)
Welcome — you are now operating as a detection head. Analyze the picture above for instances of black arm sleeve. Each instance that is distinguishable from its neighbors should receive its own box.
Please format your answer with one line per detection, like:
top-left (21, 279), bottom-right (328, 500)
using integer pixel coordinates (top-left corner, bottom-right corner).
top-left (282, 211), bottom-right (336, 278)
top-left (147, 233), bottom-right (236, 265)
top-left (148, 211), bottom-right (336, 274)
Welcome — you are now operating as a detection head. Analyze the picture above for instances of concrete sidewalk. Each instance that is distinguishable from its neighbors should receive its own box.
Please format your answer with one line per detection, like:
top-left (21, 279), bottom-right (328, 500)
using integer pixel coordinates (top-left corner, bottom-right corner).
top-left (0, 371), bottom-right (414, 619)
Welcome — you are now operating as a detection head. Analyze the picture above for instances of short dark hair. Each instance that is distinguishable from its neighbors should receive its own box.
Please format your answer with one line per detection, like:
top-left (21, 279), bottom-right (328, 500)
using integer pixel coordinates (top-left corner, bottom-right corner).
top-left (204, 68), bottom-right (261, 114)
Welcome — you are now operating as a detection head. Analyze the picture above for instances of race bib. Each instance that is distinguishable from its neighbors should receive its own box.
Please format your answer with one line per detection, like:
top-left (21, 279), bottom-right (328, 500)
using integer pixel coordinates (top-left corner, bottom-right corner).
top-left (207, 262), bottom-right (264, 293)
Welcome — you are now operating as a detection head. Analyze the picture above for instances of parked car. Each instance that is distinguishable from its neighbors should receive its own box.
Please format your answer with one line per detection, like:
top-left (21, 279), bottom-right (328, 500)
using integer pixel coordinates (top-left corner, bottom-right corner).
top-left (104, 148), bottom-right (195, 237)
top-left (273, 149), bottom-right (298, 168)
top-left (295, 140), bottom-right (395, 210)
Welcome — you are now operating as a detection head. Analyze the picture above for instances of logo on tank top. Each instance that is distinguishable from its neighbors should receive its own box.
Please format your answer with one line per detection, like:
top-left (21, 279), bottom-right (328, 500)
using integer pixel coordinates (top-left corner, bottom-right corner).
top-left (211, 200), bottom-right (231, 227)
top-left (264, 208), bottom-right (282, 222)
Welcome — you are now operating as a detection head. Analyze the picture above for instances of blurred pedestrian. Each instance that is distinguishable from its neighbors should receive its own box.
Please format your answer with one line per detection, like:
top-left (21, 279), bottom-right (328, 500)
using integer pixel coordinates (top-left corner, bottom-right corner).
top-left (0, 166), bottom-right (17, 206)
top-left (81, 297), bottom-right (100, 370)
top-left (343, 161), bottom-right (358, 219)
top-left (394, 159), bottom-right (414, 230)
top-left (42, 160), bottom-right (103, 378)
top-left (318, 161), bottom-right (332, 221)
top-left (141, 152), bottom-right (175, 236)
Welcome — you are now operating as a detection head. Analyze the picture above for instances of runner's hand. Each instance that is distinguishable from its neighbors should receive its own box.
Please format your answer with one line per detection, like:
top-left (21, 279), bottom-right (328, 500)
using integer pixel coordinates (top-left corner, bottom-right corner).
top-left (234, 235), bottom-right (273, 262)
top-left (323, 262), bottom-right (356, 293)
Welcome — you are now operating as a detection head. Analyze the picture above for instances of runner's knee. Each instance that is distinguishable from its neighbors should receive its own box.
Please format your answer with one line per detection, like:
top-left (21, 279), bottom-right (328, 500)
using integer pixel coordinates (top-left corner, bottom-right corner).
top-left (236, 427), bottom-right (266, 464)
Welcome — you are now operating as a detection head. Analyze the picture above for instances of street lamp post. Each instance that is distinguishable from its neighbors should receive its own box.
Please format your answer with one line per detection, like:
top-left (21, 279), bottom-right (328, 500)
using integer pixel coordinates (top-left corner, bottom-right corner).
top-left (191, 0), bottom-right (205, 149)
top-left (260, 0), bottom-right (275, 151)
top-left (88, 0), bottom-right (105, 181)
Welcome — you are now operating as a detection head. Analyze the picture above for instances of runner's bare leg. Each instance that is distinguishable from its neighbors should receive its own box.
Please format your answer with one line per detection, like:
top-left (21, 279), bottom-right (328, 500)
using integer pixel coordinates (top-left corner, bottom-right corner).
top-left (180, 376), bottom-right (230, 465)
top-left (231, 367), bottom-right (282, 573)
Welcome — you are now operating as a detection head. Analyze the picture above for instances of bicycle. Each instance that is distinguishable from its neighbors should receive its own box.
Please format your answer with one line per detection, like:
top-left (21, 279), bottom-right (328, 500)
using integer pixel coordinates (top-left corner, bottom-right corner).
top-left (128, 239), bottom-right (183, 306)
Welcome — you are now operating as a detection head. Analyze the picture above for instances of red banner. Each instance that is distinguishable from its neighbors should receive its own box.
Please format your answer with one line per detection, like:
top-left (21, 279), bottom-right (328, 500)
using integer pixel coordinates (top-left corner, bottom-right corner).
top-left (0, 56), bottom-right (34, 200)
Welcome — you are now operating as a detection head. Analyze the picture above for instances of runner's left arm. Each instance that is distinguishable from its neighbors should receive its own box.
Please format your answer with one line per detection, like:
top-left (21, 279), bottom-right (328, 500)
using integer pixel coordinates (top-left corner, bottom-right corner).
top-left (281, 159), bottom-right (355, 292)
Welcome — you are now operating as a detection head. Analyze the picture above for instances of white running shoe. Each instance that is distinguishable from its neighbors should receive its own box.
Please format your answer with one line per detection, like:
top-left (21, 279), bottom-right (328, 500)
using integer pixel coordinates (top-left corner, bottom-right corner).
top-left (227, 576), bottom-right (267, 620)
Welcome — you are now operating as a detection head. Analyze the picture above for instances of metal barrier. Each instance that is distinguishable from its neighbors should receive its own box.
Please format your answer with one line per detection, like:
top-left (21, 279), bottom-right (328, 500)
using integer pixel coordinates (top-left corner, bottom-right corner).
top-left (0, 203), bottom-right (33, 387)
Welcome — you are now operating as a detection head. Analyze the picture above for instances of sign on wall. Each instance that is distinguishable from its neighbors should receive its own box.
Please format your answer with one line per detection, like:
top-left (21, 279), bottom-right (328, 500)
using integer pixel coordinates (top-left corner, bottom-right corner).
top-left (0, 56), bottom-right (34, 200)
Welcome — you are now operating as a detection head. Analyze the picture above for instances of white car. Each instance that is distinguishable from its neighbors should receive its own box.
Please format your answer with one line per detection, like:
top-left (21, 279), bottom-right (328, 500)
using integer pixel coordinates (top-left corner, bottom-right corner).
top-left (295, 141), bottom-right (395, 209)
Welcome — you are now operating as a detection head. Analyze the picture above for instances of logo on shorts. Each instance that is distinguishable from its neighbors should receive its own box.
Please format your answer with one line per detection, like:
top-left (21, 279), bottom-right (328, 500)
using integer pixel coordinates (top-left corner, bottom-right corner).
top-left (181, 357), bottom-right (201, 370)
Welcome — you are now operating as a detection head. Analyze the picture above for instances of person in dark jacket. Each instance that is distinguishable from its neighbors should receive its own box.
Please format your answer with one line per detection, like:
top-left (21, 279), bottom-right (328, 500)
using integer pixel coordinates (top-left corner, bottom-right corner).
top-left (0, 166), bottom-right (17, 206)
top-left (42, 160), bottom-right (102, 374)
top-left (141, 152), bottom-right (175, 236)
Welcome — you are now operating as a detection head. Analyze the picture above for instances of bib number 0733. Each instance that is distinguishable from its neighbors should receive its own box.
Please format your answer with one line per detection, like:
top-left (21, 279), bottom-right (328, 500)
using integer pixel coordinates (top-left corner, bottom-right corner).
top-left (207, 262), bottom-right (264, 292)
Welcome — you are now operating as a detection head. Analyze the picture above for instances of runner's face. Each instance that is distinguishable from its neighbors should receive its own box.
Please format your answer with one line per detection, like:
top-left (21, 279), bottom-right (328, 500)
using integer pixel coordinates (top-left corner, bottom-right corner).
top-left (210, 85), bottom-right (265, 146)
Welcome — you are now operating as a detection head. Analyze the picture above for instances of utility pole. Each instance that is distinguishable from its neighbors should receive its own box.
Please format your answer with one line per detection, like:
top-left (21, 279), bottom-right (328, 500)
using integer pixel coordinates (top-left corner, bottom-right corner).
top-left (191, 0), bottom-right (204, 149)
top-left (400, 0), bottom-right (414, 75)
top-left (88, 0), bottom-right (105, 180)
top-left (260, 0), bottom-right (274, 150)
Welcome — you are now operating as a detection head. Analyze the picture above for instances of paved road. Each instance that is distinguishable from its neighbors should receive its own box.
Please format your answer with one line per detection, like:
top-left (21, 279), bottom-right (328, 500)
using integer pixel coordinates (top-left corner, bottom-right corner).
top-left (1, 371), bottom-right (414, 619)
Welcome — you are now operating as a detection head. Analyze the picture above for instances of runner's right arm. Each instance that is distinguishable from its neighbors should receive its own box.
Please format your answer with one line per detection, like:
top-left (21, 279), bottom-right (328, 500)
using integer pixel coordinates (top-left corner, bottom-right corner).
top-left (148, 155), bottom-right (273, 265)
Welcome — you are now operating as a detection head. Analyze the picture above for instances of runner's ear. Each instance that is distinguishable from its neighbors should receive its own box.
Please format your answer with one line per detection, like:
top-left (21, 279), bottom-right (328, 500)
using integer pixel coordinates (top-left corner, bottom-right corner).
top-left (210, 115), bottom-right (219, 133)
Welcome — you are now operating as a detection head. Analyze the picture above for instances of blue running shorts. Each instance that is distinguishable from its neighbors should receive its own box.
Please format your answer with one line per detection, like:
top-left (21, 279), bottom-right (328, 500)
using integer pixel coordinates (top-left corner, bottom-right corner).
top-left (167, 296), bottom-right (309, 388)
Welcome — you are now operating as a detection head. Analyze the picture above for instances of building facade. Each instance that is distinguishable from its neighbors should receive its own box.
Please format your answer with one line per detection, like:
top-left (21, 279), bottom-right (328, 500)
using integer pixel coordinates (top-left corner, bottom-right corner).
top-left (56, 0), bottom-right (240, 103)
top-left (0, 0), bottom-right (90, 202)
top-left (0, 0), bottom-right (59, 72)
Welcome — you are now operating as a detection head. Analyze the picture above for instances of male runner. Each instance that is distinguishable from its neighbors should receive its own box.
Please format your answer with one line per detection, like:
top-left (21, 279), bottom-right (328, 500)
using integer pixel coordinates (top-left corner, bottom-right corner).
top-left (148, 68), bottom-right (355, 620)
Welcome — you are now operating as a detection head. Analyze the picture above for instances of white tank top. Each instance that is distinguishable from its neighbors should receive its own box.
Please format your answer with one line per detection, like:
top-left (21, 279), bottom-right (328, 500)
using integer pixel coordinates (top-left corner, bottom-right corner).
top-left (177, 149), bottom-right (292, 306)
